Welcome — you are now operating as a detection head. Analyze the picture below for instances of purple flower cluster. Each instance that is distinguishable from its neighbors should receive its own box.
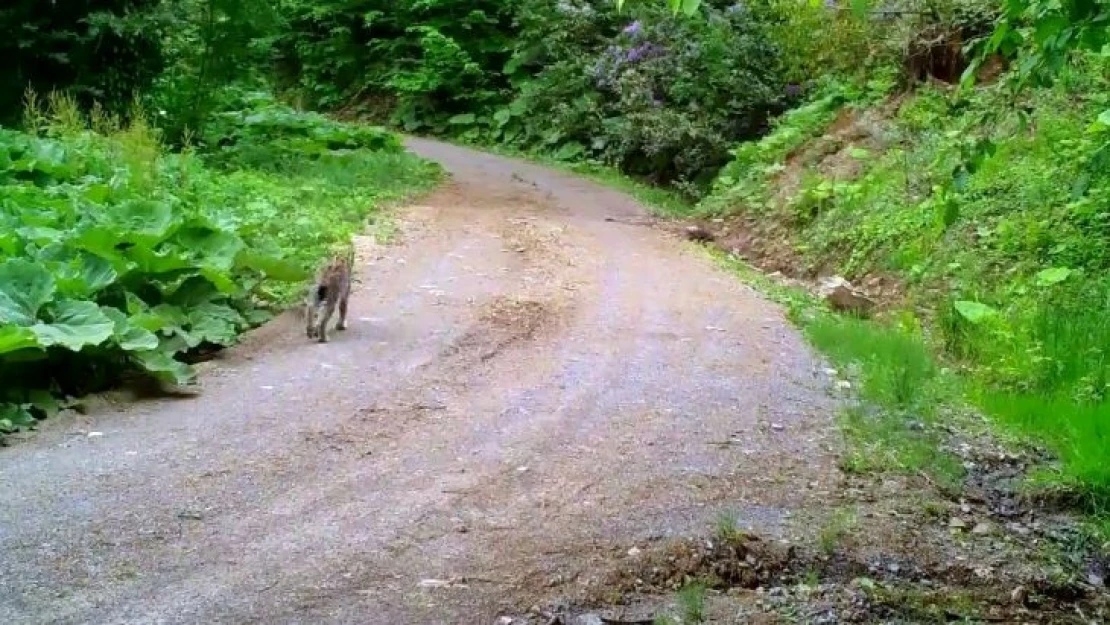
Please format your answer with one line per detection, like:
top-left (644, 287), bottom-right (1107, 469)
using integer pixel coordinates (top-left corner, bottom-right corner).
top-left (626, 42), bottom-right (664, 63)
top-left (591, 39), bottom-right (667, 90)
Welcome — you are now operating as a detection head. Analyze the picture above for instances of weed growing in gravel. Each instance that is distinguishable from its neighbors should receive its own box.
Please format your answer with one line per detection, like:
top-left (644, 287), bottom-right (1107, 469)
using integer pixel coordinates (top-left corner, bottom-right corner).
top-left (713, 510), bottom-right (748, 546)
top-left (675, 581), bottom-right (708, 624)
top-left (817, 507), bottom-right (858, 556)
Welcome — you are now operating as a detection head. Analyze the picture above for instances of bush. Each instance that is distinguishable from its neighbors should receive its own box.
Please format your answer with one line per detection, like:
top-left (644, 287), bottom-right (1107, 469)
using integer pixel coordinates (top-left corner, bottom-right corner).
top-left (275, 1), bottom-right (789, 195)
top-left (275, 0), bottom-right (519, 118)
top-left (0, 1), bottom-right (165, 125)
top-left (501, 2), bottom-right (788, 192)
top-left (199, 91), bottom-right (401, 169)
top-left (0, 94), bottom-right (439, 435)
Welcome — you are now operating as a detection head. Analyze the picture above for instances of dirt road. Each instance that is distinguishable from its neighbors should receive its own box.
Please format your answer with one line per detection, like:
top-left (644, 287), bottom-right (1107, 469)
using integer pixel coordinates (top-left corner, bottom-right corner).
top-left (0, 139), bottom-right (838, 624)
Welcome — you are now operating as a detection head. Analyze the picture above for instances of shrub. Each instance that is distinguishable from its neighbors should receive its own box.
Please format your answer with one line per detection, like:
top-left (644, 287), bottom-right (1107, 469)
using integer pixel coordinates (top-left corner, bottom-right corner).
top-left (0, 1), bottom-right (166, 125)
top-left (199, 91), bottom-right (401, 169)
top-left (505, 2), bottom-right (788, 193)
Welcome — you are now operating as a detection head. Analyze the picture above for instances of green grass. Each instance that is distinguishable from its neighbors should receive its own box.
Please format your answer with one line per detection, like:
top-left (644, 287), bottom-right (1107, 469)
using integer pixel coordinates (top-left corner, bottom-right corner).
top-left (817, 507), bottom-right (858, 555)
top-left (713, 509), bottom-right (748, 546)
top-left (695, 55), bottom-right (1110, 508)
top-left (981, 393), bottom-right (1110, 510)
top-left (804, 315), bottom-right (967, 492)
top-left (805, 316), bottom-right (940, 413)
top-left (675, 581), bottom-right (708, 624)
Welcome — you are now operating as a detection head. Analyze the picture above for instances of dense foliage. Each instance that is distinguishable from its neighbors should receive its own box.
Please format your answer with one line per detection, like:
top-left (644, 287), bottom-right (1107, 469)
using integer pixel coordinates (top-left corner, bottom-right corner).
top-left (276, 0), bottom-right (796, 193)
top-left (0, 92), bottom-right (438, 433)
top-left (0, 1), bottom-right (165, 125)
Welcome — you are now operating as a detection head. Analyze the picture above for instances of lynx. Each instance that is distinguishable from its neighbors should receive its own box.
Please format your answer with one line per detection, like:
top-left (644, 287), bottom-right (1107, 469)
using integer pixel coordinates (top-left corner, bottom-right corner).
top-left (305, 249), bottom-right (353, 343)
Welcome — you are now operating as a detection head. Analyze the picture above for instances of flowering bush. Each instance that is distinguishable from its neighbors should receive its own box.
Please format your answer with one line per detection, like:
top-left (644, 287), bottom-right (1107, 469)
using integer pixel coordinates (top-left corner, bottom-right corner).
top-left (278, 0), bottom-right (788, 194)
top-left (505, 2), bottom-right (786, 193)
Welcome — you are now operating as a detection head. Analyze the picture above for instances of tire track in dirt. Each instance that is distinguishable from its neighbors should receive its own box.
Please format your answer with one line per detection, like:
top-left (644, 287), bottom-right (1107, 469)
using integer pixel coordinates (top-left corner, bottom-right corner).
top-left (0, 139), bottom-right (838, 624)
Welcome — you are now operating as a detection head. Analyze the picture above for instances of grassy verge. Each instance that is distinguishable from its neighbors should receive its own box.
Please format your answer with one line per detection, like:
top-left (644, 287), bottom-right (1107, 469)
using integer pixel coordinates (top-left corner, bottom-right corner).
top-left (691, 58), bottom-right (1110, 511)
top-left (0, 92), bottom-right (441, 434)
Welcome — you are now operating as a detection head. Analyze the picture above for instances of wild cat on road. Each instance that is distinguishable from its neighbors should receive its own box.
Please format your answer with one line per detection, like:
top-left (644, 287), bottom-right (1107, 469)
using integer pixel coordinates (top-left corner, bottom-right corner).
top-left (305, 248), bottom-right (353, 343)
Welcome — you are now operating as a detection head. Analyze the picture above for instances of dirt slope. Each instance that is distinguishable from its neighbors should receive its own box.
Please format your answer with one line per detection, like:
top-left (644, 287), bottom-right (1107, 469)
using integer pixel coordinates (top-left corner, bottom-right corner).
top-left (0, 139), bottom-right (838, 624)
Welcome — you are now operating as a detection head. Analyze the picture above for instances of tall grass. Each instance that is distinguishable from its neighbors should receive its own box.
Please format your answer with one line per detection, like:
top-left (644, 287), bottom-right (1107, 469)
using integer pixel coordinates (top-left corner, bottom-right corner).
top-left (966, 280), bottom-right (1110, 509)
top-left (803, 315), bottom-right (965, 491)
top-left (805, 316), bottom-right (940, 414)
top-left (981, 393), bottom-right (1110, 509)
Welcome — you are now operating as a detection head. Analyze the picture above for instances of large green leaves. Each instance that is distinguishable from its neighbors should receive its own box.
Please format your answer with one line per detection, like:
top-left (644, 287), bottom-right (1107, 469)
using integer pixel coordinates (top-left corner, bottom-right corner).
top-left (49, 250), bottom-right (120, 298)
top-left (0, 259), bottom-right (56, 325)
top-left (0, 325), bottom-right (39, 355)
top-left (184, 302), bottom-right (244, 347)
top-left (110, 199), bottom-right (179, 246)
top-left (1034, 267), bottom-right (1073, 287)
top-left (102, 308), bottom-right (160, 352)
top-left (31, 300), bottom-right (116, 351)
top-left (0, 92), bottom-right (430, 438)
top-left (0, 403), bottom-right (36, 432)
top-left (954, 300), bottom-right (999, 325)
top-left (238, 250), bottom-right (310, 281)
top-left (131, 350), bottom-right (196, 385)
top-left (616, 0), bottom-right (703, 16)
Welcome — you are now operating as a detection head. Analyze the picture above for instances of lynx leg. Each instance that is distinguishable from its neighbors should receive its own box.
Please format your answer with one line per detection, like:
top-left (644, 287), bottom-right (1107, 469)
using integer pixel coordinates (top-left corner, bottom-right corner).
top-left (305, 304), bottom-right (318, 338)
top-left (337, 294), bottom-right (349, 331)
top-left (316, 299), bottom-right (337, 343)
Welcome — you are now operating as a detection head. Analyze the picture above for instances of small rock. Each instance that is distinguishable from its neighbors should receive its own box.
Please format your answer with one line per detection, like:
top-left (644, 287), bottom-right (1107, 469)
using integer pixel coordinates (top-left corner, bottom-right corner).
top-left (960, 502), bottom-right (972, 514)
top-left (1011, 585), bottom-right (1027, 605)
top-left (948, 517), bottom-right (968, 530)
top-left (971, 522), bottom-right (993, 535)
top-left (575, 614), bottom-right (604, 625)
top-left (836, 379), bottom-right (852, 390)
top-left (685, 225), bottom-right (714, 242)
top-left (87, 431), bottom-right (104, 438)
top-left (1088, 571), bottom-right (1105, 587)
top-left (770, 422), bottom-right (785, 432)
top-left (497, 617), bottom-right (514, 625)
top-left (817, 276), bottom-right (876, 315)
top-left (627, 546), bottom-right (642, 557)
